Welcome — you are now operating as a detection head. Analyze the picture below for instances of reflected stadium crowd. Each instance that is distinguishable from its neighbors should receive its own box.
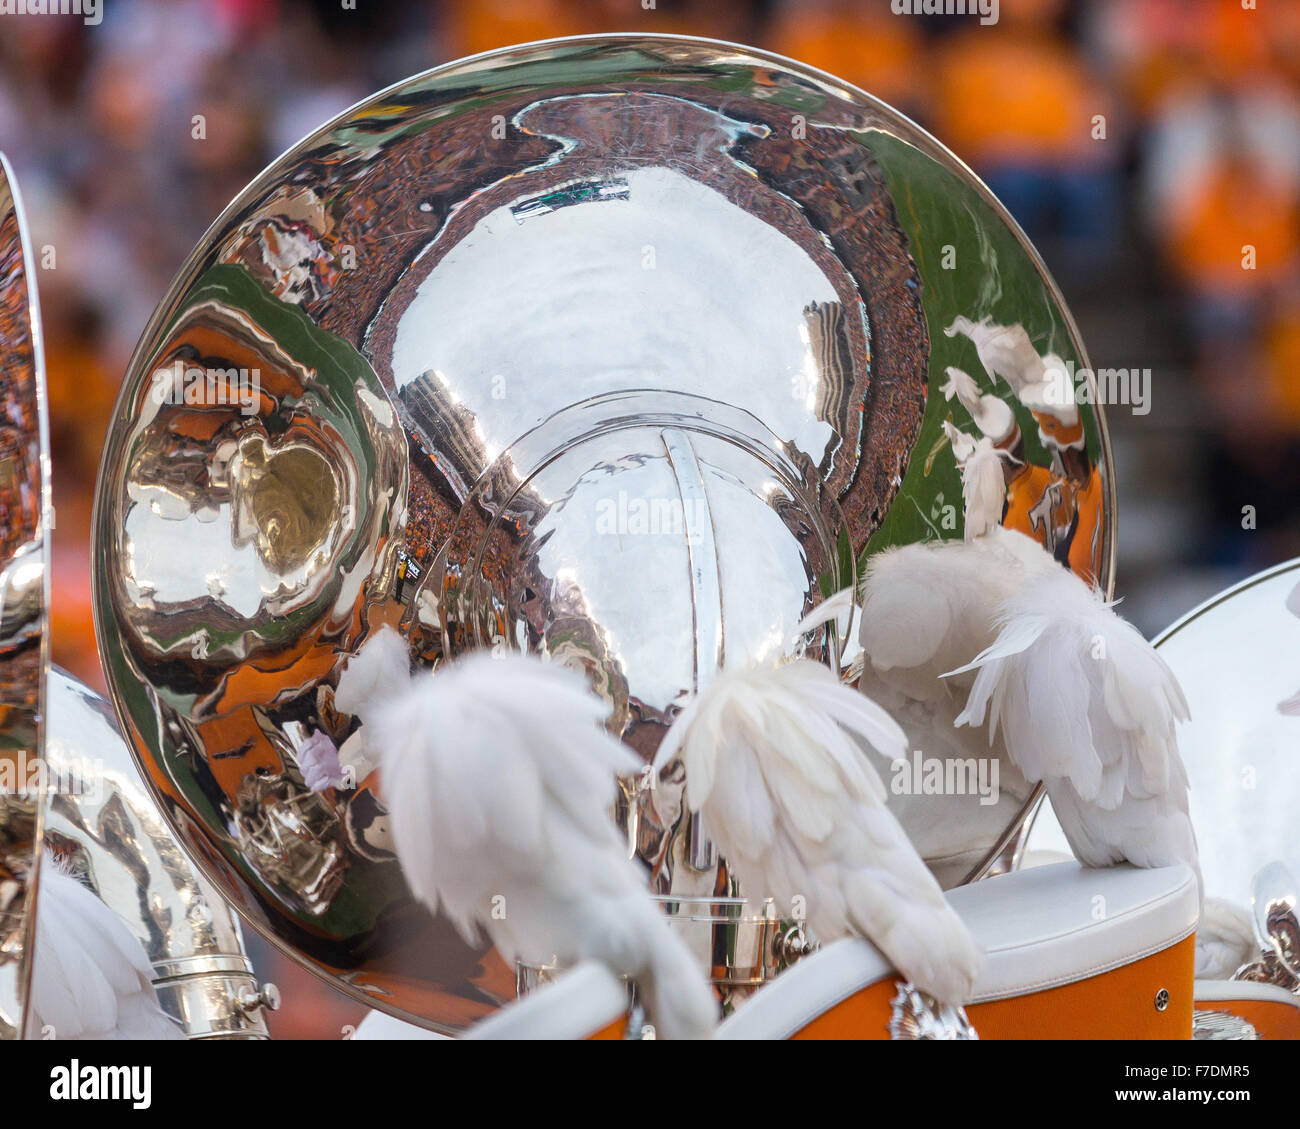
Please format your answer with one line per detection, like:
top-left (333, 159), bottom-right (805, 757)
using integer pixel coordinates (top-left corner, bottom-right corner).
top-left (1, 0), bottom-right (1297, 1036)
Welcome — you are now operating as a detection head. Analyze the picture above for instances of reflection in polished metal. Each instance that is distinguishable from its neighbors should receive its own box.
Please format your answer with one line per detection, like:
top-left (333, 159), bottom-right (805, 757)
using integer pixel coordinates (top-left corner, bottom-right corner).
top-left (1251, 861), bottom-right (1300, 980)
top-left (0, 154), bottom-right (51, 1041)
top-left (92, 35), bottom-right (1113, 1030)
top-left (39, 669), bottom-right (274, 1039)
top-left (888, 982), bottom-right (978, 1040)
top-left (1192, 1010), bottom-right (1260, 1040)
top-left (1235, 861), bottom-right (1300, 992)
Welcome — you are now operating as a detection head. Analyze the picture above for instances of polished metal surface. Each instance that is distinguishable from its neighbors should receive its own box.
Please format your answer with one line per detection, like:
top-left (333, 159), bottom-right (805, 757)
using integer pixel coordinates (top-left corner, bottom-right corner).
top-left (1027, 558), bottom-right (1300, 949)
top-left (1234, 860), bottom-right (1300, 992)
top-left (1192, 1009), bottom-right (1261, 1040)
top-left (39, 668), bottom-right (274, 1039)
top-left (889, 983), bottom-right (979, 1040)
top-left (0, 154), bottom-right (51, 1041)
top-left (1251, 861), bottom-right (1300, 981)
top-left (657, 895), bottom-right (801, 1014)
top-left (92, 34), bottom-right (1114, 1030)
top-left (518, 892), bottom-right (812, 1019)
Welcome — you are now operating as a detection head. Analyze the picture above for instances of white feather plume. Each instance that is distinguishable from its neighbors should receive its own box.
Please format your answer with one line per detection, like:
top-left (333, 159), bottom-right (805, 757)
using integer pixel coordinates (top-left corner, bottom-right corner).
top-left (945, 316), bottom-right (1078, 424)
top-left (945, 315), bottom-right (1046, 393)
top-left (335, 626), bottom-right (717, 1040)
top-left (854, 531), bottom-right (1054, 880)
top-left (30, 860), bottom-right (183, 1040)
top-left (941, 365), bottom-right (1015, 441)
top-left (947, 563), bottom-right (1201, 896)
top-left (1195, 897), bottom-right (1259, 980)
top-left (859, 527), bottom-right (1054, 705)
top-left (940, 364), bottom-right (980, 404)
top-left (652, 657), bottom-right (986, 1005)
top-left (854, 527), bottom-right (1203, 899)
top-left (1016, 354), bottom-right (1080, 422)
top-left (943, 421), bottom-right (1017, 541)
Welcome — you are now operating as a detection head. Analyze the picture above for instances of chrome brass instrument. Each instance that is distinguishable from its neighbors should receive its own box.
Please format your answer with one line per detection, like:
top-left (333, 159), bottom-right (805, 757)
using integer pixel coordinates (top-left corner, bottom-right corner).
top-left (1241, 861), bottom-right (1300, 992)
top-left (91, 35), bottom-right (1115, 1030)
top-left (39, 668), bottom-right (275, 1039)
top-left (0, 150), bottom-right (276, 1040)
top-left (0, 154), bottom-right (50, 1041)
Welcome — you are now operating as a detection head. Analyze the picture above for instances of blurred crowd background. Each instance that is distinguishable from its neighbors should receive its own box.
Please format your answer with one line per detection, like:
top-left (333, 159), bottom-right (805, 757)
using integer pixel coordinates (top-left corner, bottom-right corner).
top-left (2, 0), bottom-right (1297, 1037)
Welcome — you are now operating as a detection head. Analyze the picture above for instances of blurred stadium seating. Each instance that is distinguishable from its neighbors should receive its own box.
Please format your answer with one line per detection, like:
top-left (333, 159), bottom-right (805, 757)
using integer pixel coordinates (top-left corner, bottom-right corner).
top-left (3, 0), bottom-right (1296, 1038)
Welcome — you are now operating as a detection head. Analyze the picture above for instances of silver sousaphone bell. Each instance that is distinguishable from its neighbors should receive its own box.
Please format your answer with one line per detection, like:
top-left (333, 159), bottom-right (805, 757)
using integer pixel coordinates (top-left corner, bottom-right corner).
top-left (0, 155), bottom-right (275, 1040)
top-left (90, 34), bottom-right (1115, 1031)
top-left (0, 153), bottom-right (49, 1041)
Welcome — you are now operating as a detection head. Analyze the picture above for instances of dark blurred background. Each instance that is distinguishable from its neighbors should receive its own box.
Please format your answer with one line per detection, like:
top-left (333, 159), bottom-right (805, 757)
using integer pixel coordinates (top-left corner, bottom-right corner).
top-left (2, 0), bottom-right (1297, 1037)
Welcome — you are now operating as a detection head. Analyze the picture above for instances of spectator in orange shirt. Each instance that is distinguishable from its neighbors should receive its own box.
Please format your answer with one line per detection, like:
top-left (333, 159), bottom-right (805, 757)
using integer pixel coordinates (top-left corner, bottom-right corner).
top-left (930, 0), bottom-right (1121, 278)
top-left (766, 0), bottom-right (928, 121)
